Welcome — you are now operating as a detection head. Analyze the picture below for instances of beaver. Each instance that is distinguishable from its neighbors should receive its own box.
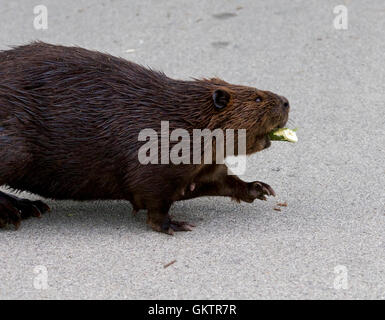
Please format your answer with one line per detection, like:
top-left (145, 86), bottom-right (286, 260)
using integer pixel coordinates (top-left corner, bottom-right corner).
top-left (0, 42), bottom-right (289, 234)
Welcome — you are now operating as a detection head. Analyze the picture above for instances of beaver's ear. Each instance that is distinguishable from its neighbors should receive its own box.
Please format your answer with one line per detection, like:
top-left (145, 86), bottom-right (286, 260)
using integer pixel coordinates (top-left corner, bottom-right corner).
top-left (213, 89), bottom-right (231, 110)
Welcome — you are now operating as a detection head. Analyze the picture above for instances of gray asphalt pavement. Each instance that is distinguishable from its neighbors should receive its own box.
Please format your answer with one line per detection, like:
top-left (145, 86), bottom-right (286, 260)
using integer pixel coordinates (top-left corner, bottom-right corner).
top-left (0, 0), bottom-right (384, 299)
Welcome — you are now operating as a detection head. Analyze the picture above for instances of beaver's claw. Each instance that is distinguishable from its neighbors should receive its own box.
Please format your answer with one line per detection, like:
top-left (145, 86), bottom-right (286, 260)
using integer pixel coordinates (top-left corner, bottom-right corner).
top-left (148, 215), bottom-right (196, 235)
top-left (247, 181), bottom-right (276, 201)
top-left (0, 192), bottom-right (50, 230)
top-left (167, 219), bottom-right (196, 235)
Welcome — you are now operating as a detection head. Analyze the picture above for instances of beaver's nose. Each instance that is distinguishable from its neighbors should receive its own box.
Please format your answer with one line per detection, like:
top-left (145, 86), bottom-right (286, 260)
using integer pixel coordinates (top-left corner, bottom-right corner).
top-left (280, 96), bottom-right (290, 109)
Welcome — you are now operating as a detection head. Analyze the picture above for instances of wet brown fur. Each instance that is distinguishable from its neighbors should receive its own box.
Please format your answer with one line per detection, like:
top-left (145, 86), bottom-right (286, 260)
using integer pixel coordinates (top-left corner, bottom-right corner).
top-left (0, 42), bottom-right (289, 234)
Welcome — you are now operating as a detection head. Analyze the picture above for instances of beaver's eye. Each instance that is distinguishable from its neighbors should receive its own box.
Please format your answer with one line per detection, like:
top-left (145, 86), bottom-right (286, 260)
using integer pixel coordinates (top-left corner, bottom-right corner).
top-left (256, 97), bottom-right (262, 103)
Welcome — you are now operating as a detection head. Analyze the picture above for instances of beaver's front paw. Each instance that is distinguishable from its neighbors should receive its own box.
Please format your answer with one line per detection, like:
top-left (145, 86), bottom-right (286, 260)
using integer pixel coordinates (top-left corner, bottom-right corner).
top-left (246, 181), bottom-right (276, 202)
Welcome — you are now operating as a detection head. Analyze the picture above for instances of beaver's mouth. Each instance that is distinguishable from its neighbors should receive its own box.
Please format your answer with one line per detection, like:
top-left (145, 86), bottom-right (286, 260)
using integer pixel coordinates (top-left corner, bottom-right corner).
top-left (265, 116), bottom-right (287, 136)
top-left (253, 114), bottom-right (289, 152)
top-left (263, 123), bottom-right (284, 139)
top-left (259, 123), bottom-right (285, 150)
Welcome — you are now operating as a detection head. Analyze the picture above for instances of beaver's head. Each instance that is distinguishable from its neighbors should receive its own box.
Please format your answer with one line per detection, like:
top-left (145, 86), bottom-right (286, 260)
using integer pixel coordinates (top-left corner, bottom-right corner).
top-left (205, 78), bottom-right (290, 155)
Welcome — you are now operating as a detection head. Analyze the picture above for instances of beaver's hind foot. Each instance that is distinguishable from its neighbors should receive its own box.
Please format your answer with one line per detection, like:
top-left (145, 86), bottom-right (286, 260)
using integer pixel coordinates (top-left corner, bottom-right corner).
top-left (166, 218), bottom-right (195, 235)
top-left (0, 191), bottom-right (50, 229)
top-left (147, 210), bottom-right (195, 235)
